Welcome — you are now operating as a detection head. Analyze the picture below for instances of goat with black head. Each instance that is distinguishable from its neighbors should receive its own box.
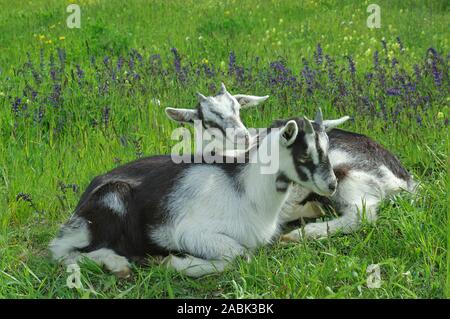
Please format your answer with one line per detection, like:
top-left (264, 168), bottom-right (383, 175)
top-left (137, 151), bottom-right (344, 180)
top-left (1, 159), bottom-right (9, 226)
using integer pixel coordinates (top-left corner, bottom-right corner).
top-left (166, 88), bottom-right (415, 240)
top-left (49, 108), bottom-right (337, 277)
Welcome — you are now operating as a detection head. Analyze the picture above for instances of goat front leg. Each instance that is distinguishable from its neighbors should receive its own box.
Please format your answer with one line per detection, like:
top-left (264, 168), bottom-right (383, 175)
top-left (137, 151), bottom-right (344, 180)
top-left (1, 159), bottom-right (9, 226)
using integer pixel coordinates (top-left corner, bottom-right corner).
top-left (164, 231), bottom-right (248, 277)
top-left (282, 172), bottom-right (383, 241)
top-left (163, 254), bottom-right (230, 278)
top-left (279, 201), bottom-right (326, 224)
top-left (281, 201), bottom-right (379, 241)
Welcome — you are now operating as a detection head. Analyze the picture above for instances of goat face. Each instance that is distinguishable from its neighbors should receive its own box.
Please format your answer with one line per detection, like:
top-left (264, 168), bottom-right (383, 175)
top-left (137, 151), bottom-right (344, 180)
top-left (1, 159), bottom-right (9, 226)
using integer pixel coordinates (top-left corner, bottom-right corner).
top-left (277, 117), bottom-right (337, 197)
top-left (166, 83), bottom-right (268, 149)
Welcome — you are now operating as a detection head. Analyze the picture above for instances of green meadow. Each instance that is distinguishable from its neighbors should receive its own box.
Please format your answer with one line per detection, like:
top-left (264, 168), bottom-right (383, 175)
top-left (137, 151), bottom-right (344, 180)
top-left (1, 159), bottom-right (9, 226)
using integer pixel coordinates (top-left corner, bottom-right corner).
top-left (0, 0), bottom-right (448, 298)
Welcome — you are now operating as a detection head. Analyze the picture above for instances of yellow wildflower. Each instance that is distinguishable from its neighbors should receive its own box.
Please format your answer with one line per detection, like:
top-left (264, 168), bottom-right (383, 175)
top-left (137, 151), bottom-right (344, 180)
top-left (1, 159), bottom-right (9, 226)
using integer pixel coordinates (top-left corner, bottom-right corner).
top-left (59, 36), bottom-right (65, 41)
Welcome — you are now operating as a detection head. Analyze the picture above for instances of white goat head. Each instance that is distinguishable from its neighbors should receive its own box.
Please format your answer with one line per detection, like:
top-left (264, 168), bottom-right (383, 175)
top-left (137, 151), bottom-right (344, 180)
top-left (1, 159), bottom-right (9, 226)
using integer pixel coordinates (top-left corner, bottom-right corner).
top-left (165, 83), bottom-right (269, 146)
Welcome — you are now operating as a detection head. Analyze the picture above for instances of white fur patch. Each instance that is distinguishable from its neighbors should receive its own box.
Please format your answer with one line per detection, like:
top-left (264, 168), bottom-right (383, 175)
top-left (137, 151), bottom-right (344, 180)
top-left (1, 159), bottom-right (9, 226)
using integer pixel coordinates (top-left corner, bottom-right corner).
top-left (378, 165), bottom-right (409, 195)
top-left (101, 192), bottom-right (126, 215)
top-left (49, 217), bottom-right (90, 263)
top-left (329, 149), bottom-right (352, 167)
top-left (305, 133), bottom-right (319, 165)
top-left (150, 130), bottom-right (293, 264)
top-left (163, 254), bottom-right (229, 277)
top-left (84, 248), bottom-right (130, 273)
top-left (318, 132), bottom-right (329, 157)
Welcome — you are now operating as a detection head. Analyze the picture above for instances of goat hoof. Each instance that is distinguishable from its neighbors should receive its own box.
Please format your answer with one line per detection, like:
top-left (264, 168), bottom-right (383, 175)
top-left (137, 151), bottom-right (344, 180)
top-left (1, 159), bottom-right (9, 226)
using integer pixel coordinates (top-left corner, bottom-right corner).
top-left (280, 231), bottom-right (302, 243)
top-left (161, 255), bottom-right (173, 266)
top-left (113, 267), bottom-right (132, 279)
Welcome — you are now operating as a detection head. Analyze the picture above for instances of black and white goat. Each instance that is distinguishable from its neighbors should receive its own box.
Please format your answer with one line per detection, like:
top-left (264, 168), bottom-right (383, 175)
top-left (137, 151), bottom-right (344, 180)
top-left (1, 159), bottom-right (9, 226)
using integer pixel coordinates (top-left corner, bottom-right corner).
top-left (49, 114), bottom-right (338, 277)
top-left (167, 85), bottom-right (416, 240)
top-left (275, 111), bottom-right (416, 240)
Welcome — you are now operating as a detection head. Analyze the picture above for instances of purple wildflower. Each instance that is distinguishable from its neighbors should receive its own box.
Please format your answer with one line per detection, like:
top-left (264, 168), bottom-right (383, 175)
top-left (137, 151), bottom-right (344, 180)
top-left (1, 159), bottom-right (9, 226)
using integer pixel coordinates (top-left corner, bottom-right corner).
top-left (413, 64), bottom-right (421, 81)
top-left (386, 87), bottom-right (401, 96)
top-left (427, 47), bottom-right (438, 58)
top-left (50, 68), bottom-right (57, 81)
top-left (365, 72), bottom-right (374, 85)
top-left (128, 55), bottom-right (135, 70)
top-left (391, 58), bottom-right (398, 67)
top-left (347, 56), bottom-right (356, 75)
top-left (314, 43), bottom-right (323, 66)
top-left (325, 55), bottom-right (336, 82)
top-left (150, 54), bottom-right (161, 65)
top-left (35, 106), bottom-right (44, 123)
top-left (171, 48), bottom-right (182, 74)
top-left (103, 56), bottom-right (110, 68)
top-left (416, 115), bottom-right (422, 125)
top-left (373, 50), bottom-right (379, 69)
top-left (102, 106), bottom-right (110, 128)
top-left (50, 84), bottom-right (62, 107)
top-left (76, 64), bottom-right (84, 80)
top-left (11, 97), bottom-right (21, 115)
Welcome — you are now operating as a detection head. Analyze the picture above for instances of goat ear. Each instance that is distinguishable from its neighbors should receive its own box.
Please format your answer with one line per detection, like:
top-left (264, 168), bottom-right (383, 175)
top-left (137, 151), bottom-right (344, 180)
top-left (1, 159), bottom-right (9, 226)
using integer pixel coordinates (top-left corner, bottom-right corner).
top-left (279, 120), bottom-right (298, 147)
top-left (196, 92), bottom-right (208, 103)
top-left (165, 107), bottom-right (199, 124)
top-left (323, 116), bottom-right (351, 132)
top-left (302, 116), bottom-right (315, 134)
top-left (234, 94), bottom-right (269, 108)
top-left (219, 82), bottom-right (228, 95)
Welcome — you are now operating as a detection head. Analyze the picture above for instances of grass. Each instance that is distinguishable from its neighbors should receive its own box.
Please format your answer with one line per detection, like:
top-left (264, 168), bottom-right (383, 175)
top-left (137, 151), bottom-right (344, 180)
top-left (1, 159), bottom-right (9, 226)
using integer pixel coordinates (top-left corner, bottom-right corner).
top-left (0, 0), bottom-right (448, 298)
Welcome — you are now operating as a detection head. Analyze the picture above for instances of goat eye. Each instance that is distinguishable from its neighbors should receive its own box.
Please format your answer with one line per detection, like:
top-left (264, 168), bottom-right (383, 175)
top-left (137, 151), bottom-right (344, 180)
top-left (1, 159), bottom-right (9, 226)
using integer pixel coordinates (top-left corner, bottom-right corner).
top-left (298, 155), bottom-right (309, 163)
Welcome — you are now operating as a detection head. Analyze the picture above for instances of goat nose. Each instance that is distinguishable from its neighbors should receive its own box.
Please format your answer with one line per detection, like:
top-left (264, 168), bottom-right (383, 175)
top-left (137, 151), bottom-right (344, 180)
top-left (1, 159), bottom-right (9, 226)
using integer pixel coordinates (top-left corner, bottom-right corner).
top-left (328, 182), bottom-right (337, 192)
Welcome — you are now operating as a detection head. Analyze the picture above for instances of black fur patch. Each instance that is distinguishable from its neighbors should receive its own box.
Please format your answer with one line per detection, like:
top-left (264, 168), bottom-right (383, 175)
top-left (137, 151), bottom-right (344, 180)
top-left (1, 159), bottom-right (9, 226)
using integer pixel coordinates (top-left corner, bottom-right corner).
top-left (74, 156), bottom-right (189, 258)
top-left (334, 164), bottom-right (350, 182)
top-left (271, 117), bottom-right (320, 181)
top-left (327, 128), bottom-right (412, 182)
top-left (62, 154), bottom-right (254, 259)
